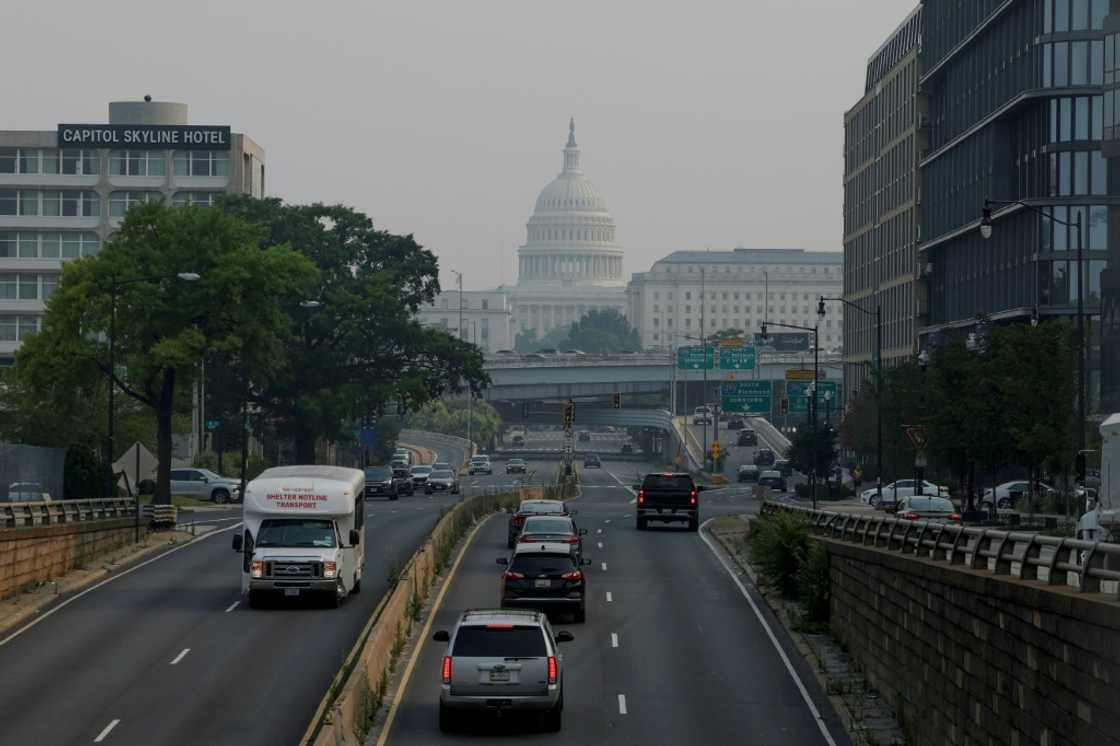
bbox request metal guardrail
[1,498,137,529]
[763,501,1120,598]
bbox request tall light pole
[820,295,881,506]
[701,266,709,466]
[450,270,465,342]
[105,272,201,506]
[981,198,1086,471]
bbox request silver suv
[432,609,573,732]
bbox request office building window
[0,274,48,301]
[172,191,217,208]
[0,148,99,175]
[109,150,167,177]
[0,231,99,259]
[0,190,99,217]
[173,150,230,177]
[481,299,489,310]
[110,191,160,218]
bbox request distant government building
[0,98,264,364]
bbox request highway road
[0,435,550,746]
[382,457,847,745]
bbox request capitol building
[417,120,628,350]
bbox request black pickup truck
[633,472,702,532]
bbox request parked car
[512,434,525,447]
[425,469,460,495]
[506,458,529,475]
[583,453,601,468]
[737,465,761,483]
[727,417,745,430]
[896,496,960,523]
[169,468,242,504]
[507,499,573,548]
[468,457,493,476]
[737,429,758,447]
[410,464,433,488]
[6,482,51,502]
[754,448,776,468]
[620,444,634,454]
[432,609,574,732]
[773,459,794,477]
[861,480,949,508]
[498,543,592,623]
[363,465,398,500]
[391,465,415,496]
[758,470,787,492]
[516,515,587,560]
[578,431,591,442]
[980,480,1058,510]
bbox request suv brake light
[948,513,961,522]
[637,489,645,505]
[504,571,524,580]
[560,570,583,581]
[513,515,526,525]
[689,489,697,505]
[547,655,557,684]
[442,656,452,684]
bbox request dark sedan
[507,499,573,548]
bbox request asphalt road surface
[383,458,847,746]
[0,435,550,746]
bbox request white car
[468,457,492,476]
[861,479,948,507]
[980,481,1058,509]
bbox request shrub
[796,540,831,624]
[749,511,809,597]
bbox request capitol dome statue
[517,119,625,287]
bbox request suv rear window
[510,554,577,575]
[453,626,546,657]
[365,467,390,479]
[642,475,694,491]
[522,517,574,534]
[519,501,565,514]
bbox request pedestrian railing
[762,501,1120,599]
[1,498,137,529]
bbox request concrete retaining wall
[0,519,140,599]
[825,538,1120,746]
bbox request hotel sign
[57,124,231,150]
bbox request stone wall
[0,519,140,599]
[824,538,1120,746]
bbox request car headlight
[250,560,264,578]
[323,561,338,579]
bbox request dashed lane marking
[597,542,603,549]
[618,694,628,715]
[169,648,190,665]
[93,719,120,742]
[224,600,239,613]
[611,633,619,648]
[601,562,608,571]
[606,591,613,602]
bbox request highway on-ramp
[0,435,549,746]
[383,459,847,745]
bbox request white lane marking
[93,719,120,742]
[699,519,838,746]
[177,516,244,528]
[597,542,603,549]
[0,522,242,649]
[597,528,602,534]
[606,591,613,602]
[601,562,608,571]
[618,694,628,715]
[623,514,631,519]
[224,600,240,613]
[611,632,619,648]
[628,497,637,504]
[608,471,637,495]
[169,648,190,665]
[604,519,611,524]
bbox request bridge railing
[762,501,1120,598]
[1,498,137,529]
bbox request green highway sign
[677,346,715,369]
[720,380,772,414]
[786,381,838,412]
[205,420,220,431]
[718,346,756,370]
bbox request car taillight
[504,571,524,580]
[637,489,645,505]
[514,515,525,525]
[547,656,557,684]
[689,489,697,505]
[561,570,583,582]
[948,513,961,522]
[563,536,579,544]
[442,656,452,684]
[902,512,920,520]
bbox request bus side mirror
[349,529,360,546]
[232,534,243,552]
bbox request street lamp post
[105,272,200,539]
[916,349,930,498]
[820,295,882,506]
[981,197,1087,477]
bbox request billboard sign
[754,332,810,353]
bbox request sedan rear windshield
[642,475,694,491]
[430,470,454,479]
[365,467,391,479]
[510,554,577,575]
[522,517,574,534]
[520,501,565,514]
[907,497,955,512]
[411,466,432,474]
[453,626,546,657]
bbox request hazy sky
[5,0,912,290]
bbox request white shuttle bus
[232,465,365,608]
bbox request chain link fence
[0,443,66,502]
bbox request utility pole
[701,266,708,467]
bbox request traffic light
[780,398,789,415]
[563,399,575,430]
[611,392,622,409]
[711,441,721,461]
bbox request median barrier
[304,488,521,746]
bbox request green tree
[784,425,837,481]
[708,328,746,342]
[13,201,315,503]
[408,395,501,446]
[217,196,489,462]
[565,309,640,354]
